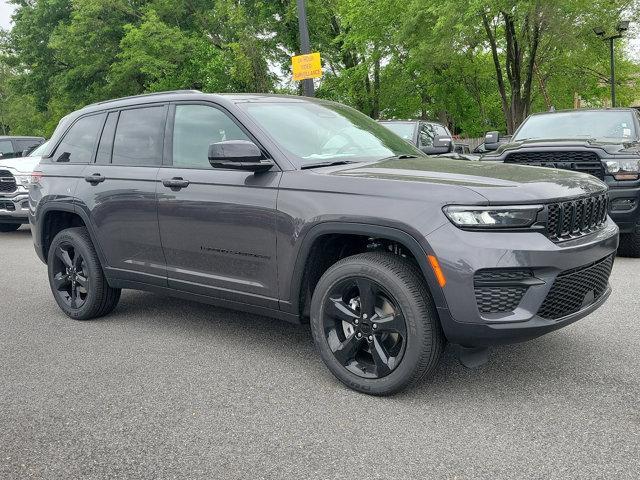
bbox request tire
[617,231,640,258]
[0,223,20,232]
[310,252,444,396]
[47,227,121,320]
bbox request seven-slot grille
[537,255,614,320]
[504,151,605,179]
[546,193,608,241]
[0,170,17,193]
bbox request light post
[296,0,315,97]
[594,21,630,107]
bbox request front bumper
[0,190,29,224]
[426,220,619,347]
[606,179,640,234]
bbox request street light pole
[296,0,315,97]
[609,37,616,108]
[594,21,629,108]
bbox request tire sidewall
[310,257,434,395]
[47,228,103,320]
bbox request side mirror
[484,131,501,151]
[208,140,274,173]
[421,135,453,155]
[21,149,31,157]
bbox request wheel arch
[286,222,448,319]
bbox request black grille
[504,151,605,179]
[475,286,527,313]
[537,255,614,320]
[546,193,608,241]
[0,170,17,193]
[474,268,532,314]
[0,200,15,211]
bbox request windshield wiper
[301,160,360,169]
[380,154,419,161]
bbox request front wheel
[617,231,640,258]
[310,252,444,396]
[47,227,121,320]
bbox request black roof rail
[87,90,202,107]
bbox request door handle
[84,173,106,184]
[162,177,190,189]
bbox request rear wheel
[618,231,640,258]
[310,252,444,396]
[47,227,121,320]
[0,223,20,232]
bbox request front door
[157,103,281,309]
[74,105,168,286]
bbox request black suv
[482,109,640,257]
[30,92,618,395]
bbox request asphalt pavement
[1,226,639,479]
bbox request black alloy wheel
[51,242,89,309]
[323,277,407,379]
[47,227,121,320]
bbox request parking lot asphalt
[1,226,639,479]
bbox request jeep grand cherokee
[29,92,618,395]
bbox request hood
[488,138,640,157]
[0,156,42,174]
[329,156,607,204]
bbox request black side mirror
[421,135,453,155]
[208,140,274,173]
[484,131,501,151]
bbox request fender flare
[38,201,108,268]
[286,222,448,315]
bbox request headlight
[604,159,640,180]
[443,205,542,229]
[14,174,32,187]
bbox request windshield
[514,111,637,142]
[28,141,49,157]
[380,122,417,142]
[238,101,422,166]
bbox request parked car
[0,136,45,159]
[482,109,640,257]
[0,141,48,232]
[30,92,618,395]
[378,120,455,155]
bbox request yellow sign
[292,52,322,82]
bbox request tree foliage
[1,0,639,137]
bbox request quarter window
[54,114,106,163]
[112,106,166,166]
[172,104,251,168]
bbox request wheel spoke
[373,312,406,336]
[356,278,376,318]
[70,283,81,309]
[326,296,359,324]
[52,272,70,291]
[75,273,88,288]
[56,246,73,269]
[73,253,83,269]
[332,334,361,365]
[370,336,392,377]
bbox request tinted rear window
[112,106,166,166]
[54,114,106,163]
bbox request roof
[529,107,637,116]
[0,136,45,141]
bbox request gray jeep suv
[29,91,618,395]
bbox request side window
[15,139,41,152]
[54,114,105,163]
[172,104,251,168]
[95,112,119,164]
[419,124,435,147]
[112,106,166,166]
[0,140,13,157]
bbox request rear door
[157,102,281,308]
[74,104,168,286]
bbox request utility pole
[594,21,630,108]
[296,0,315,97]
